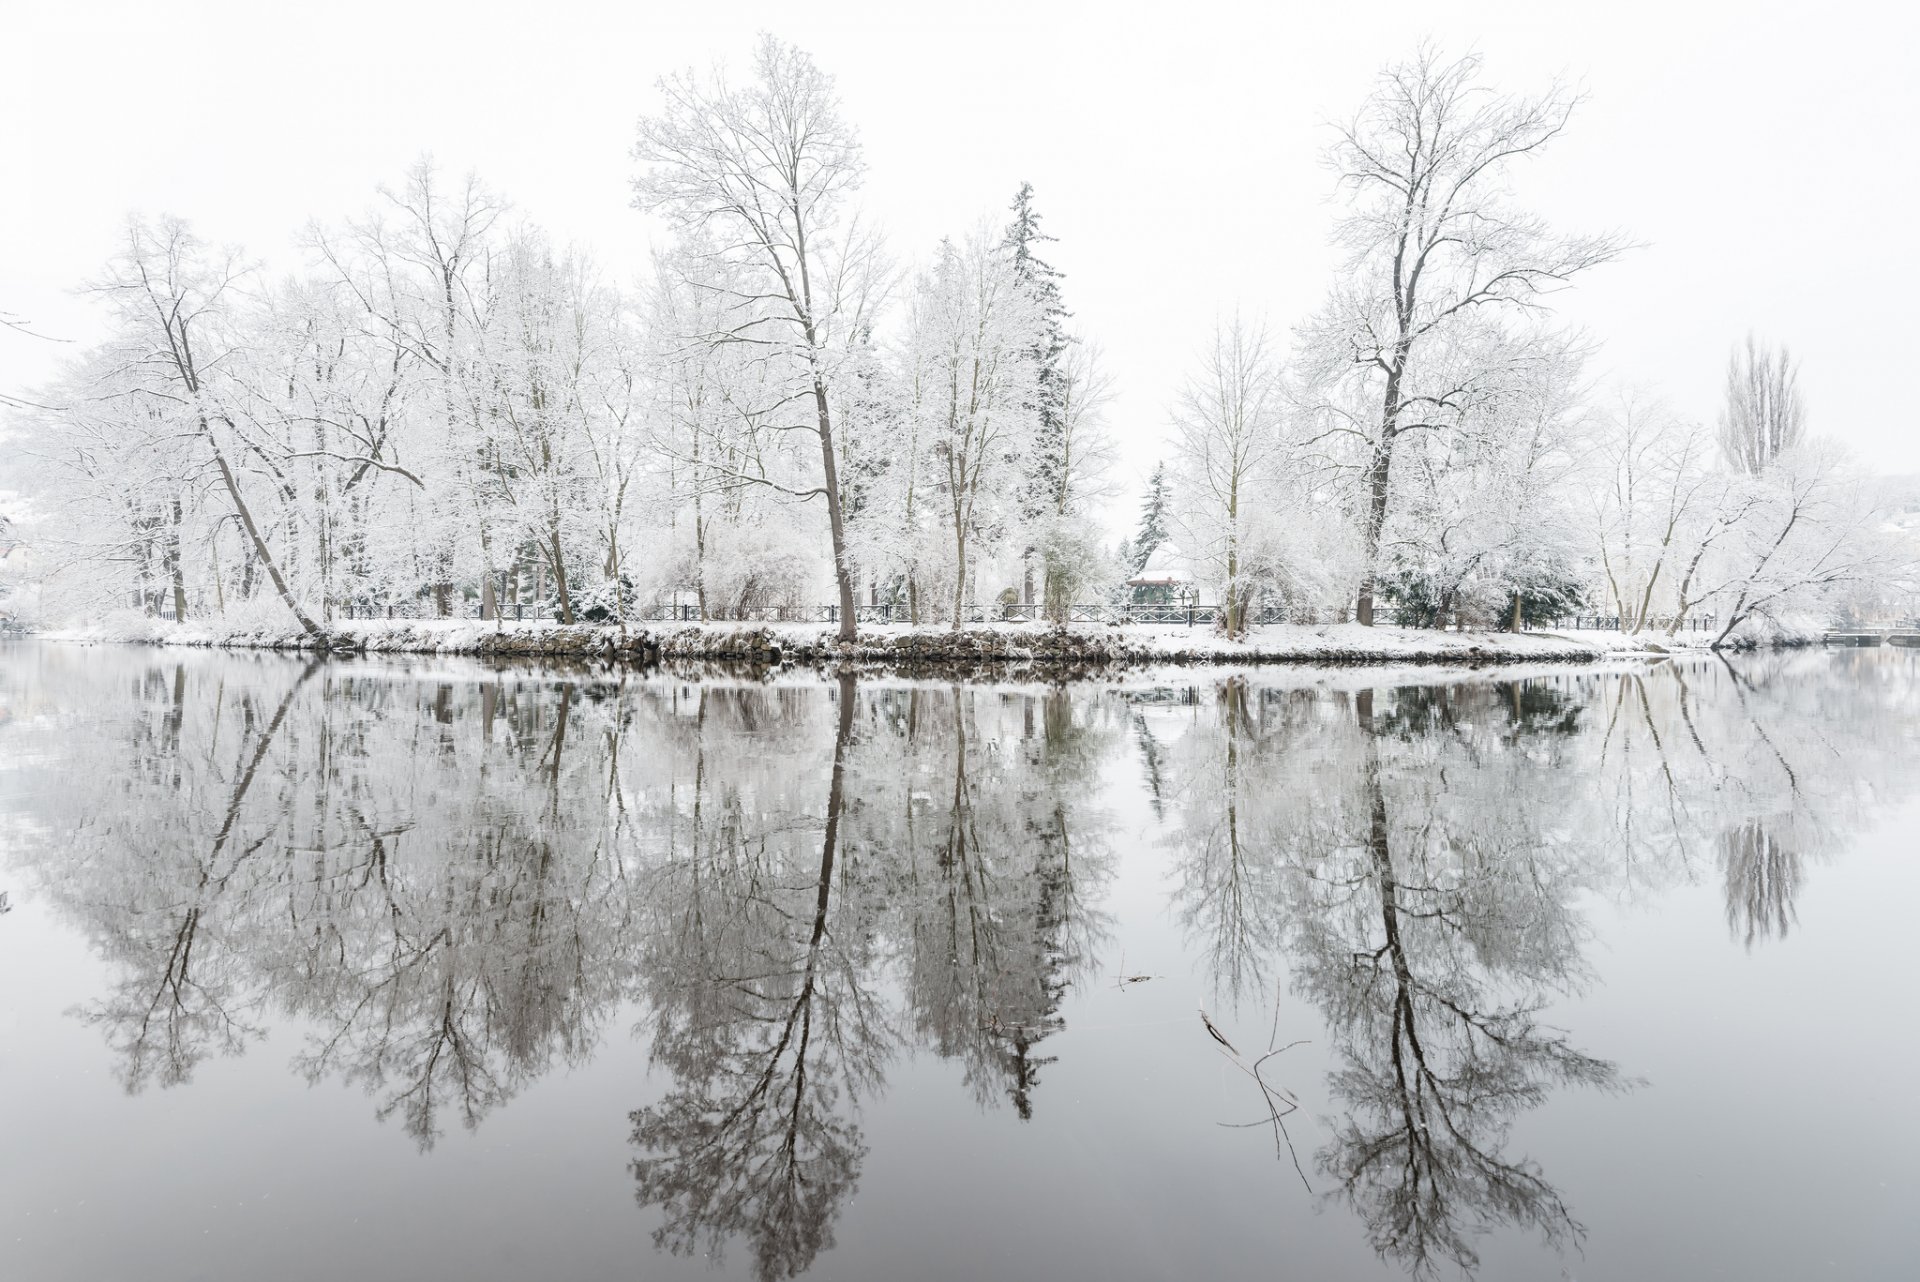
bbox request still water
[0,643,1914,1281]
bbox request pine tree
[1003,183,1071,598]
[1131,464,1171,575]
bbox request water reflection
[2,645,1915,1279]
[1309,685,1617,1276]
[628,675,880,1280]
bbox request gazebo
[1125,544,1192,605]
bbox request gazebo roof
[1126,543,1192,587]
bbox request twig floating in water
[1199,1007,1238,1054]
[1200,1009,1314,1194]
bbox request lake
[1,643,1915,1281]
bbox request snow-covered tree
[1170,313,1285,637]
[1299,46,1628,625]
[1587,391,1723,632]
[633,36,885,641]
[1002,183,1071,601]
[898,228,1043,628]
[1129,463,1173,576]
[1718,334,1805,476]
[1378,336,1589,628]
[88,217,323,634]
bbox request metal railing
[1554,615,1719,634]
[148,597,1723,634]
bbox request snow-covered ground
[34,610,1740,667]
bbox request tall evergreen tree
[1131,463,1171,574]
[1003,183,1071,598]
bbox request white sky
[4,0,1916,524]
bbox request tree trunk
[951,526,968,633]
[205,423,320,637]
[1356,430,1396,626]
[609,525,626,632]
[1356,358,1408,628]
[478,518,498,624]
[548,526,575,625]
[1712,593,1749,650]
[167,498,188,622]
[812,381,858,643]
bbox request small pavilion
[1125,544,1192,604]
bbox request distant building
[1126,544,1193,605]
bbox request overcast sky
[5,0,1916,519]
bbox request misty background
[6,0,1917,526]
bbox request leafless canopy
[1310,43,1630,624]
[1717,333,1805,475]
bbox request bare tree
[1589,392,1724,633]
[1708,445,1889,646]
[633,36,881,642]
[1048,338,1117,520]
[1717,334,1805,475]
[92,218,322,636]
[1306,46,1628,625]
[1,308,71,412]
[906,230,1040,629]
[1172,313,1283,638]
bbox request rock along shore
[46,617,1693,670]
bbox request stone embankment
[81,618,1653,669]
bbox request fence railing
[158,598,1720,634]
[1555,615,1719,634]
[332,600,1375,627]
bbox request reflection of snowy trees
[1312,686,1618,1277]
[7,653,1119,1281]
[854,686,1116,1118]
[8,648,1917,1279]
[1158,655,1920,1275]
[1161,679,1615,1274]
[629,677,881,1282]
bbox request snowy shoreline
[31,616,1733,670]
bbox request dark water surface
[1,643,1915,1281]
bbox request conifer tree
[1131,463,1171,574]
[1003,183,1071,599]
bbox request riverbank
[37,613,1724,668]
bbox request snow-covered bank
[36,613,1727,669]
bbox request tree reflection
[1301,686,1622,1278]
[1155,658,1920,1276]
[1163,677,1607,1273]
[1166,679,1298,998]
[6,643,1918,1280]
[628,676,883,1281]
[868,686,1112,1118]
[1719,819,1802,946]
[73,659,318,1089]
